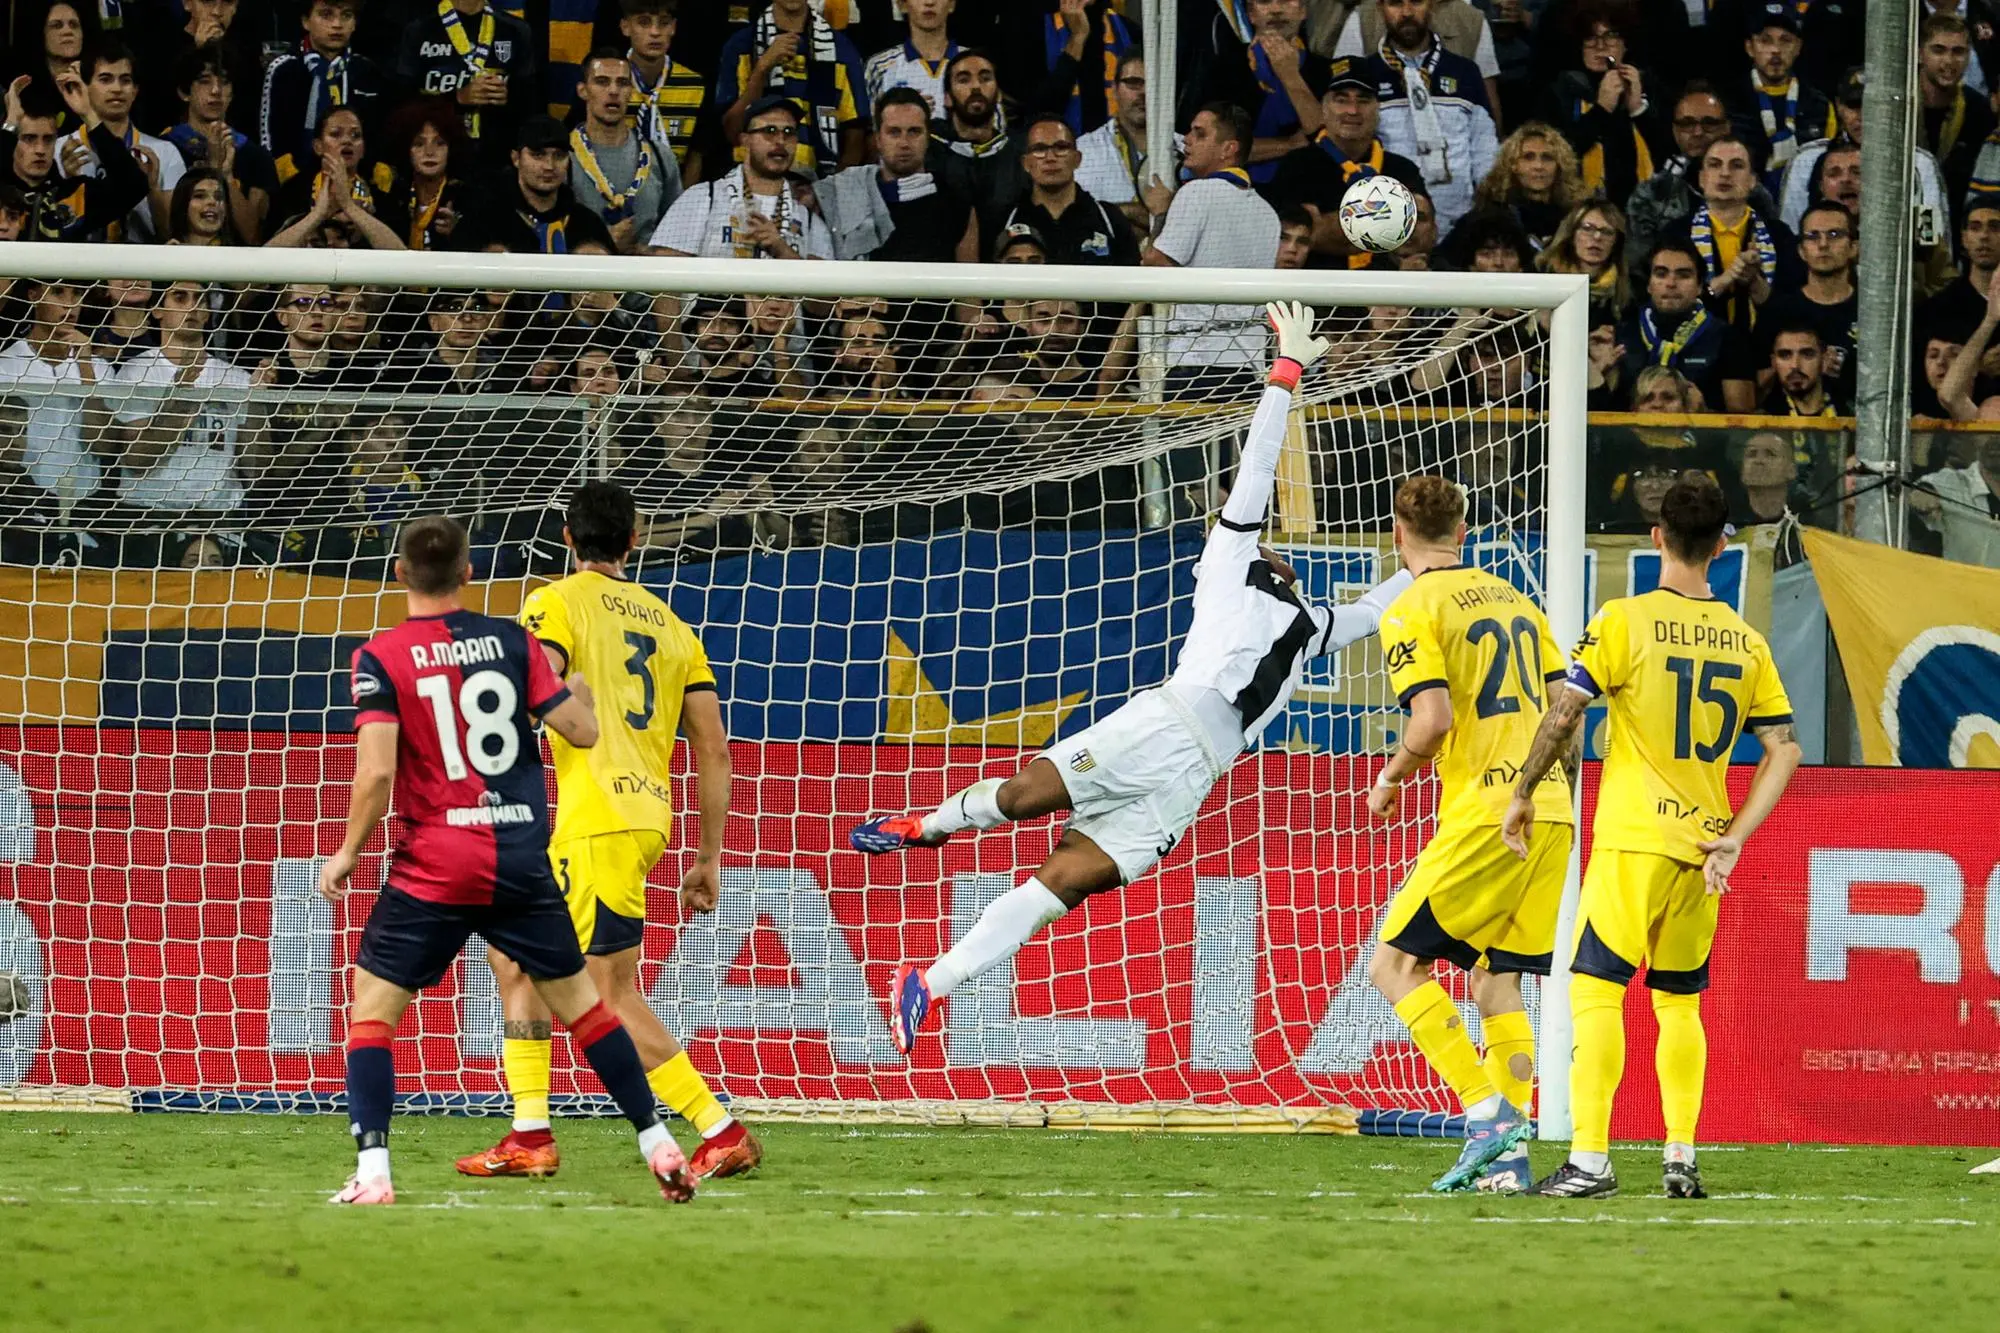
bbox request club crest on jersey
[1068,749,1097,774]
[1385,640,1418,672]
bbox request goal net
[0,247,1587,1133]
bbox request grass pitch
[3,1116,1995,1332]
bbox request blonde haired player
[456,481,761,1181]
[1505,475,1800,1199]
[1367,475,1575,1194]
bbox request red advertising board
[0,728,1993,1145]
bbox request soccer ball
[1338,175,1417,254]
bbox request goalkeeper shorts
[1571,849,1718,994]
[550,831,667,957]
[1040,688,1221,885]
[1379,821,1572,976]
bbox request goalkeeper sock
[1480,1008,1536,1113]
[648,1052,734,1138]
[1393,981,1496,1115]
[921,777,1008,840]
[346,1019,395,1177]
[1653,990,1707,1149]
[1568,973,1629,1159]
[502,1036,553,1133]
[925,877,1068,1000]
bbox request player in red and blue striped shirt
[317,515,696,1206]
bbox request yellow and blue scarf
[438,0,497,140]
[1638,303,1715,365]
[1689,204,1778,325]
[570,128,654,222]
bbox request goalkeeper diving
[850,302,1412,1053]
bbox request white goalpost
[0,242,1588,1138]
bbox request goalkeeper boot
[455,1128,560,1178]
[888,962,933,1055]
[329,1174,395,1205]
[1530,1162,1619,1198]
[689,1122,763,1179]
[1475,1148,1533,1196]
[850,814,952,854]
[1663,1156,1707,1199]
[1431,1103,1531,1193]
[650,1137,698,1203]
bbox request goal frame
[0,243,1591,1140]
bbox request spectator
[1919,198,2000,348]
[1918,14,1994,214]
[989,112,1138,266]
[0,184,26,242]
[259,1,387,187]
[107,281,253,520]
[1732,2,1834,193]
[1601,444,1711,532]
[165,43,276,245]
[255,283,366,387]
[821,307,902,399]
[1624,81,1769,271]
[392,0,539,174]
[347,411,425,530]
[386,97,469,251]
[1482,0,1544,130]
[717,0,867,176]
[568,49,681,253]
[1661,137,1799,337]
[1261,55,1425,267]
[1728,431,1809,531]
[1913,333,1963,419]
[927,50,1023,219]
[1333,0,1503,116]
[0,276,110,513]
[1276,205,1313,268]
[818,87,974,262]
[620,0,710,184]
[1401,186,1439,267]
[1462,120,1581,251]
[12,2,94,134]
[863,0,961,119]
[141,0,263,134]
[1200,0,1330,185]
[1532,0,1692,94]
[63,37,182,242]
[1760,198,1857,399]
[3,73,147,242]
[1586,306,1630,409]
[1144,103,1281,396]
[1367,0,1499,233]
[1536,0,1668,204]
[1910,433,2000,567]
[1540,200,1631,317]
[1619,239,1758,412]
[1760,321,1848,416]
[168,167,238,246]
[266,132,406,251]
[1444,205,1537,270]
[1786,69,1949,239]
[387,288,506,393]
[453,114,615,255]
[93,278,156,363]
[1021,0,1136,136]
[1075,51,1172,234]
[650,97,832,259]
[1709,0,1863,98]
[993,223,1050,264]
[271,106,399,235]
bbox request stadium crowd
[0,0,1993,569]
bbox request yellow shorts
[550,831,667,956]
[1572,849,1717,994]
[1378,820,1573,975]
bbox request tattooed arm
[1695,720,1802,896]
[1500,686,1590,857]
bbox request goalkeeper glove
[1265,300,1330,390]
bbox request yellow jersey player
[455,481,762,1181]
[1504,475,1800,1200]
[1367,475,1575,1195]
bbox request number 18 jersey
[1380,566,1574,831]
[1568,589,1792,863]
[519,570,716,845]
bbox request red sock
[708,1120,746,1147]
[507,1127,554,1147]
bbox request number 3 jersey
[1380,565,1573,831]
[1567,588,1792,863]
[519,570,716,845]
[350,610,572,904]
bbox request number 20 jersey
[519,570,716,845]
[350,610,572,905]
[1568,588,1792,863]
[1379,565,1574,831]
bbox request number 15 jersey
[1380,566,1573,831]
[519,570,717,845]
[1568,589,1792,863]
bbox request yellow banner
[1802,528,2000,767]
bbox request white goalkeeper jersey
[1168,379,1410,751]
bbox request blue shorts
[356,884,587,992]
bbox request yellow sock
[1393,981,1495,1113]
[647,1052,732,1136]
[1652,990,1707,1147]
[1480,1008,1536,1113]
[1568,974,1628,1155]
[502,1037,552,1127]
